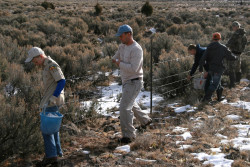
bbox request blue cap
[115,24,133,37]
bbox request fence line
[160,83,192,95]
[154,78,187,89]
[64,98,117,105]
[153,70,190,82]
[153,55,193,65]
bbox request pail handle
[42,103,59,115]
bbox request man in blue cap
[112,25,152,143]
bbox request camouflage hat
[212,32,221,40]
[232,21,241,27]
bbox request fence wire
[160,83,192,95]
[153,55,193,65]
[153,70,190,82]
[155,78,187,90]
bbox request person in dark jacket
[199,32,237,102]
[226,21,247,88]
[187,44,209,81]
[187,44,210,96]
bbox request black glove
[199,66,203,72]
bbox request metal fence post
[150,35,153,115]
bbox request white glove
[49,96,57,106]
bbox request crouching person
[25,47,66,165]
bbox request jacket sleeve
[112,50,119,60]
[224,47,237,61]
[190,54,199,76]
[199,50,207,72]
[53,79,66,97]
[226,33,235,49]
[119,48,142,73]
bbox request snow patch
[135,158,156,163]
[225,115,241,121]
[115,145,130,153]
[181,132,192,140]
[192,152,233,167]
[221,124,250,151]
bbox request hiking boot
[37,156,58,167]
[136,119,152,132]
[58,153,63,158]
[236,72,242,83]
[141,119,152,129]
[118,137,132,144]
[201,98,212,103]
[217,95,225,102]
[216,87,224,101]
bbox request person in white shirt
[112,25,152,144]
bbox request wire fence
[4,49,249,118]
[153,55,193,65]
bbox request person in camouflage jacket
[226,21,247,88]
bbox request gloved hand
[49,96,57,106]
[187,74,192,81]
[203,72,208,79]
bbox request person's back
[199,32,237,102]
[204,41,232,73]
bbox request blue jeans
[42,106,62,158]
[207,71,222,92]
[204,71,223,100]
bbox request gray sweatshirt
[112,40,143,83]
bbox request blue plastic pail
[40,111,63,135]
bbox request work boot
[136,119,152,133]
[216,87,224,101]
[201,97,212,103]
[36,156,58,167]
[202,90,213,102]
[136,119,152,130]
[236,72,242,83]
[118,137,132,144]
[229,73,236,89]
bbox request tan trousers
[120,79,151,139]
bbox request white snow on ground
[222,100,250,111]
[225,114,241,121]
[91,82,163,117]
[173,126,188,132]
[216,133,228,139]
[167,127,192,141]
[241,87,250,91]
[82,150,90,154]
[149,27,156,34]
[82,72,250,165]
[240,79,250,90]
[179,145,192,149]
[168,103,197,113]
[115,145,130,153]
[181,132,192,140]
[240,78,250,83]
[221,124,250,151]
[192,152,234,167]
[135,158,156,163]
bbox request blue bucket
[40,107,63,135]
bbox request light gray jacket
[112,41,143,83]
